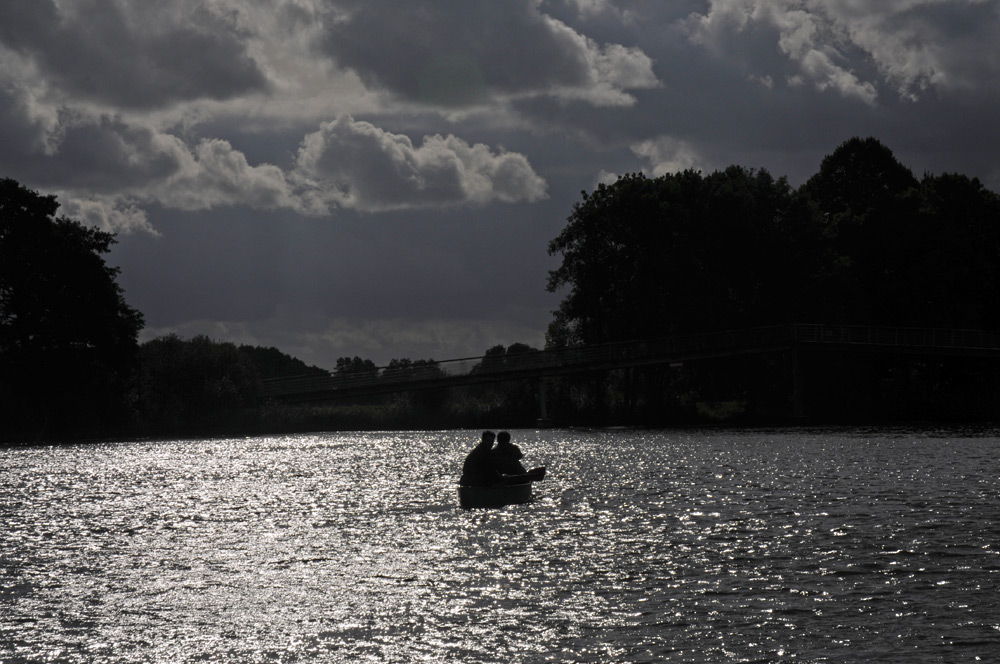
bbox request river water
[1,428,998,663]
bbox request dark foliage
[130,335,334,436]
[464,343,543,425]
[802,137,1000,328]
[382,357,446,381]
[133,335,263,435]
[239,344,326,379]
[547,166,821,346]
[545,137,1000,423]
[334,356,378,377]
[0,178,143,440]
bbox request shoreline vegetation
[5,136,1000,443]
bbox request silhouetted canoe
[458,482,532,509]
[458,466,546,509]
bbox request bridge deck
[262,324,1000,402]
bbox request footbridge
[262,324,1000,406]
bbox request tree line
[548,137,1000,345]
[4,137,1000,440]
[544,137,1000,423]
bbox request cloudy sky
[4,0,1000,368]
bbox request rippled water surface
[2,429,999,662]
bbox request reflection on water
[2,429,998,662]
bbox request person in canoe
[459,430,504,487]
[492,431,527,476]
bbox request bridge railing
[260,325,797,398]
[262,324,1000,399]
[791,324,1000,349]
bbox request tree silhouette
[135,334,261,434]
[0,178,143,438]
[546,167,816,347]
[803,136,918,217]
[334,356,378,377]
[802,138,1000,328]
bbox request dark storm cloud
[0,85,55,162]
[2,112,183,193]
[321,0,589,100]
[317,0,657,107]
[0,0,268,109]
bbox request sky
[3,0,1000,369]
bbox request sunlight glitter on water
[2,429,999,662]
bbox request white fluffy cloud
[294,116,548,213]
[631,136,706,177]
[57,195,156,236]
[683,0,999,103]
[13,113,548,231]
[824,0,1000,97]
[153,139,298,213]
[0,67,546,231]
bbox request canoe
[458,482,532,509]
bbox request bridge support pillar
[537,379,553,427]
[791,348,806,420]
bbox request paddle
[501,466,546,485]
